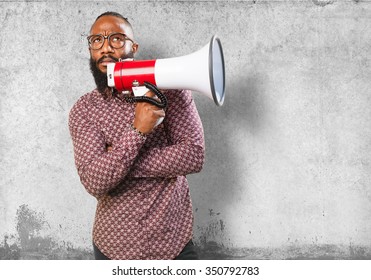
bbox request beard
[90,51,134,97]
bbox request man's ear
[132,43,139,54]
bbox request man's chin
[98,65,108,74]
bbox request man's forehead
[90,16,131,35]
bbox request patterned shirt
[68,88,205,259]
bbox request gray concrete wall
[1,0,371,259]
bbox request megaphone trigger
[125,82,168,109]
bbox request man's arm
[68,96,147,198]
[128,90,205,178]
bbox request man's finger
[154,109,166,118]
[144,91,155,97]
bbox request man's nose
[101,38,113,53]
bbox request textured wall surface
[1,0,371,259]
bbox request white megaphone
[107,35,225,106]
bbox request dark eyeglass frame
[87,32,134,50]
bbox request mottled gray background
[1,0,371,260]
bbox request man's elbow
[190,145,205,173]
[79,172,118,198]
[80,177,106,198]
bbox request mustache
[97,55,119,64]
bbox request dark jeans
[93,240,199,260]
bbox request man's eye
[89,36,102,44]
[93,37,102,43]
[111,36,123,42]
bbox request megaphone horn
[107,35,226,106]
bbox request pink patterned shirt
[69,89,205,259]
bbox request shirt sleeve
[128,90,205,178]
[68,96,147,198]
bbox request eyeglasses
[87,33,134,50]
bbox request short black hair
[91,11,133,35]
[95,11,130,24]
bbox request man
[68,11,205,260]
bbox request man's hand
[133,91,166,135]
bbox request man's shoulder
[74,89,101,105]
[69,89,101,123]
[70,89,101,111]
[164,89,192,101]
[164,89,193,107]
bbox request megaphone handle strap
[128,82,168,109]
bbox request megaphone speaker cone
[209,35,225,106]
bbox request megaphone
[107,35,225,106]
